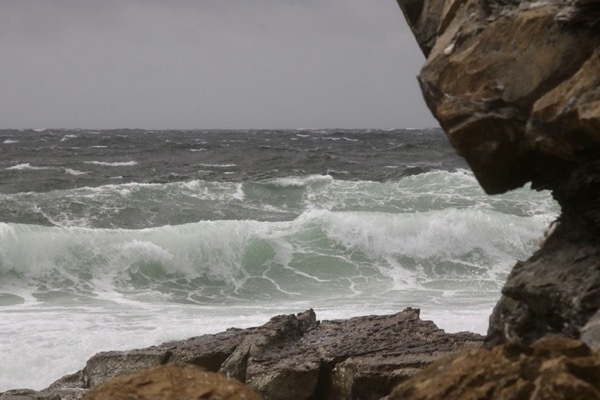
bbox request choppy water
[0,128,559,390]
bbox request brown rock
[528,50,600,162]
[82,364,262,400]
[396,0,600,195]
[396,0,600,346]
[389,337,600,400]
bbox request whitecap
[84,161,137,167]
[196,163,237,168]
[2,139,18,144]
[65,169,88,176]
[6,163,49,171]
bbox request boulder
[389,337,600,400]
[81,364,262,400]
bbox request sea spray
[0,129,559,390]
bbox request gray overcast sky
[0,0,435,129]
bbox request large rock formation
[0,309,482,400]
[396,0,600,346]
[389,337,600,400]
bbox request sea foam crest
[84,161,137,167]
[6,163,49,170]
[0,202,552,302]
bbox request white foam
[197,163,237,168]
[2,139,18,144]
[84,161,137,167]
[6,163,49,171]
[65,168,87,176]
[265,174,333,188]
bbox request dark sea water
[0,128,558,390]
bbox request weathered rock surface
[486,216,600,346]
[81,364,262,400]
[396,0,600,345]
[397,0,600,196]
[389,337,600,400]
[0,308,482,400]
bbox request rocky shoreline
[2,0,599,398]
[0,308,482,399]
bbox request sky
[0,0,436,130]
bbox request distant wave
[64,168,87,176]
[6,163,49,171]
[196,163,237,168]
[84,161,137,167]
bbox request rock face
[389,337,600,400]
[396,0,600,196]
[396,0,600,345]
[1,309,482,400]
[81,365,262,400]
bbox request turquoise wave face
[0,172,558,307]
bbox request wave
[6,163,50,171]
[0,171,558,229]
[64,168,88,176]
[83,161,137,167]
[196,163,237,168]
[0,205,552,306]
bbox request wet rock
[486,218,600,346]
[389,337,600,400]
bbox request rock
[3,308,482,400]
[389,337,600,400]
[81,364,262,400]
[396,0,600,345]
[397,0,600,196]
[556,0,600,30]
[486,218,600,346]
[0,389,84,400]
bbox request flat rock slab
[1,308,482,400]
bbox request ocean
[0,128,558,390]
